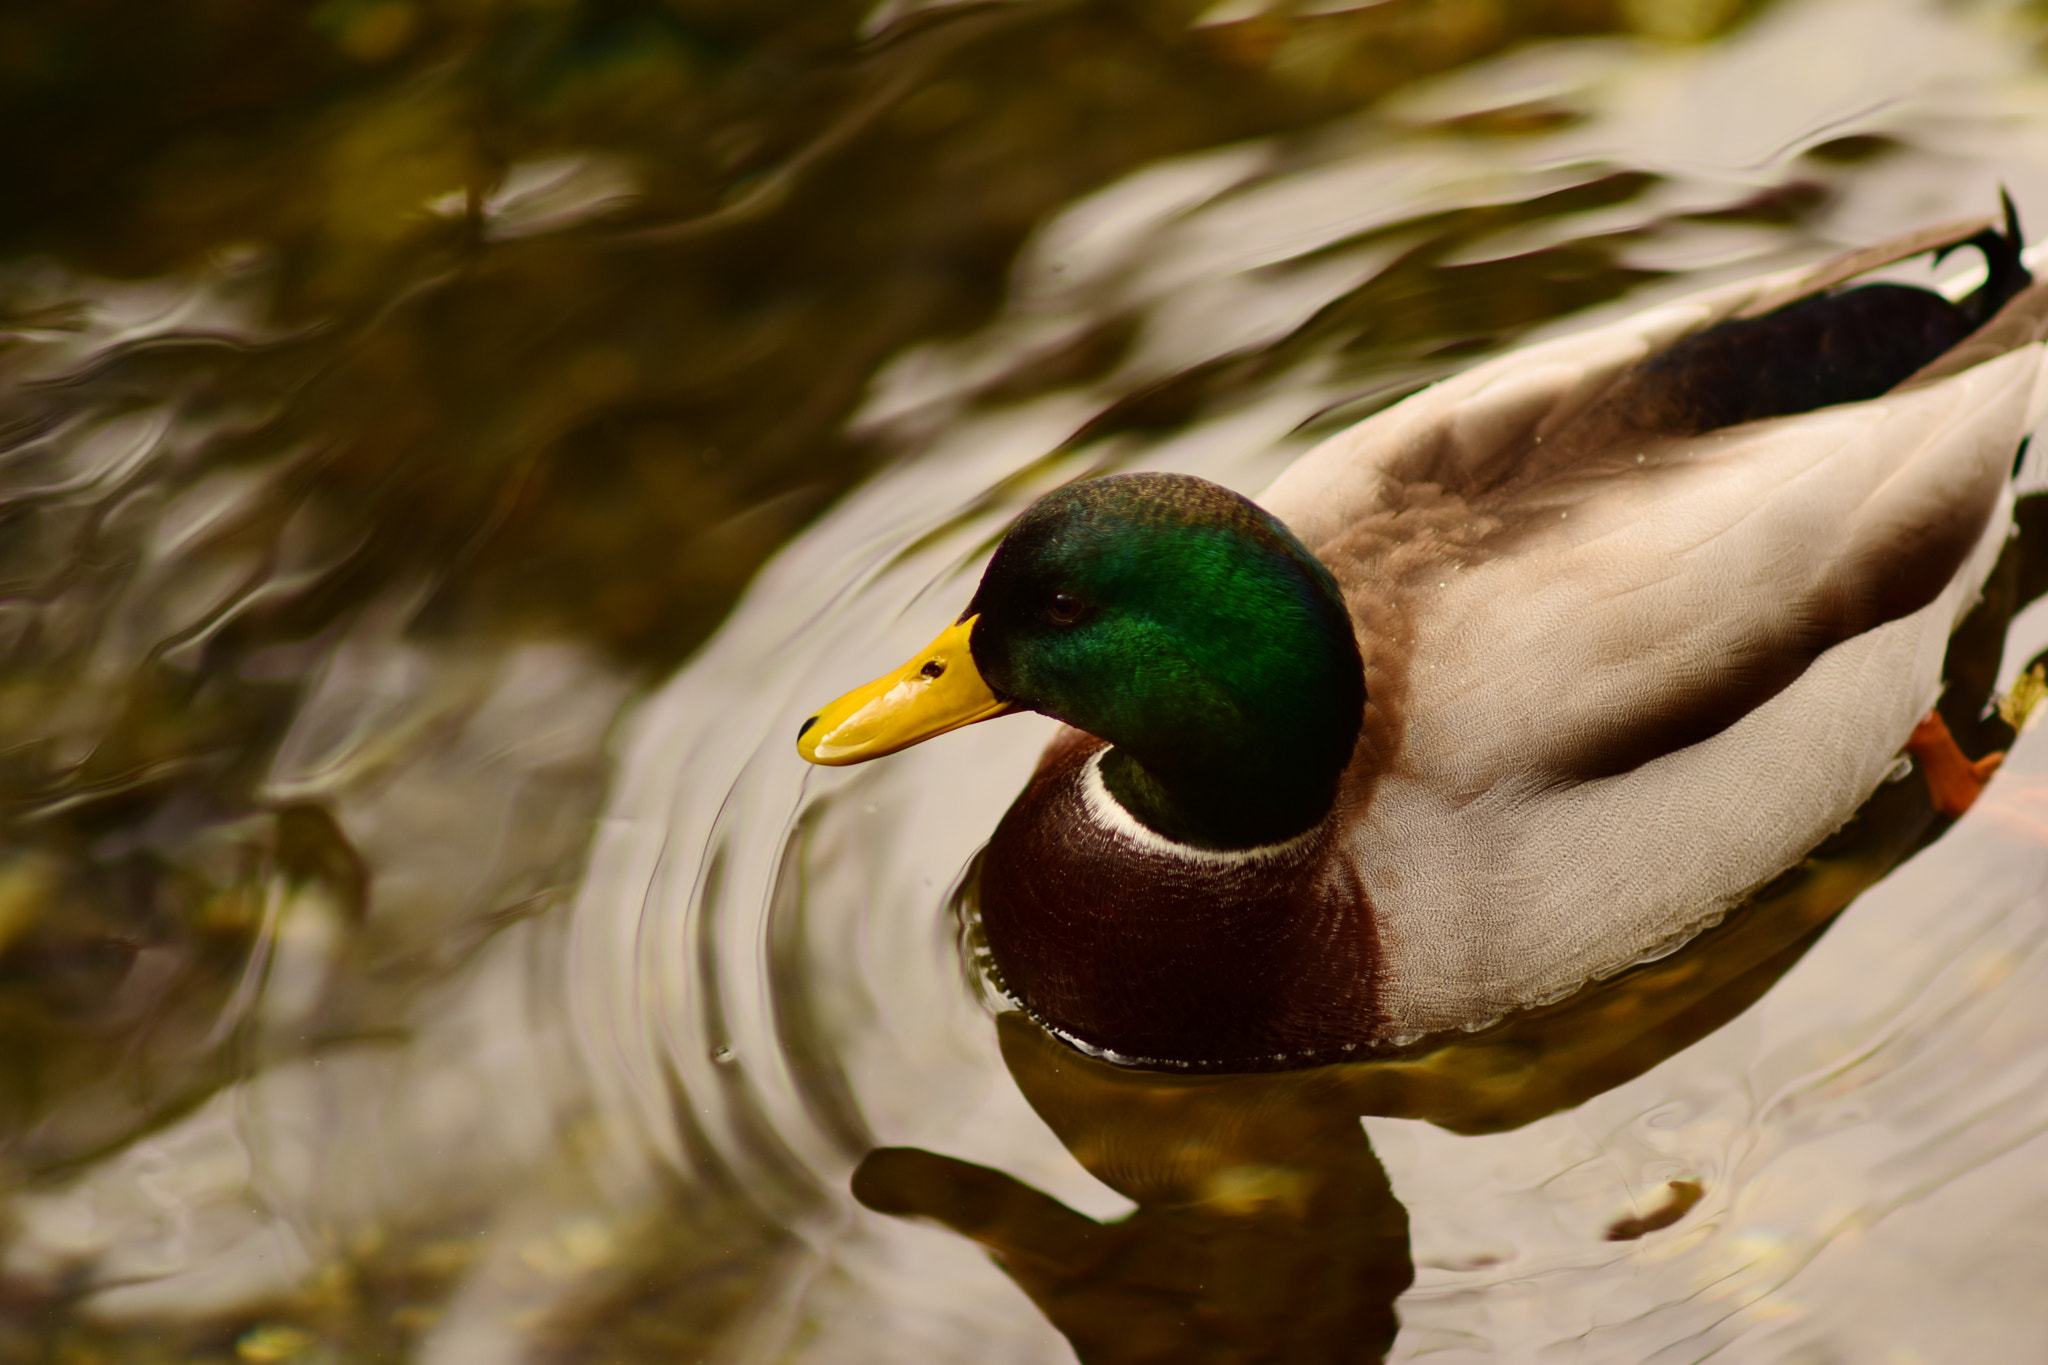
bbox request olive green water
[9,0,2048,1360]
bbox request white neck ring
[1077,748,1319,867]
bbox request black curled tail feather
[1943,188,2031,328]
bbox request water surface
[7,0,2048,1360]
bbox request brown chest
[976,735,1384,1071]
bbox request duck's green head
[798,473,1365,849]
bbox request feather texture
[953,220,2048,1066]
[1251,251,2048,1041]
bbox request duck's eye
[1046,592,1085,625]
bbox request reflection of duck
[801,205,2048,1072]
[856,1012,1414,1365]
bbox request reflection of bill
[855,524,2041,1362]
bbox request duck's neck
[1073,589,1364,850]
[1096,721,1352,851]
[1089,535,1364,852]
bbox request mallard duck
[799,203,2048,1072]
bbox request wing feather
[1259,218,2005,543]
[1396,348,2035,791]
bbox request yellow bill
[797,615,1015,765]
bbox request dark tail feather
[1941,188,2031,328]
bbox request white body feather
[1259,258,2048,1040]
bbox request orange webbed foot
[1905,710,2005,818]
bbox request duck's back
[1260,223,2048,1041]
